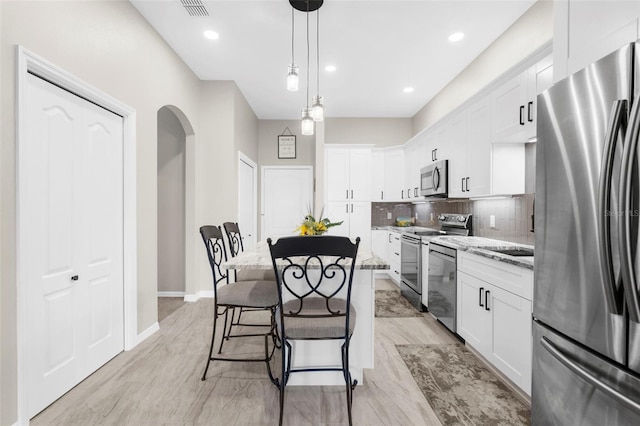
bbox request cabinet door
[326,149,350,201]
[324,201,350,238]
[384,149,405,201]
[491,72,528,143]
[445,113,469,198]
[348,149,371,201]
[457,271,491,354]
[371,151,385,201]
[466,97,492,196]
[371,230,387,258]
[349,201,372,250]
[488,284,533,395]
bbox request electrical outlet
[430,213,434,221]
[490,215,496,228]
[415,212,418,219]
[387,212,392,219]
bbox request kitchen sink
[485,247,534,257]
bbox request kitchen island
[223,241,389,386]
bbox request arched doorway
[157,105,195,318]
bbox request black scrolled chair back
[268,235,360,326]
[200,225,229,292]
[222,222,244,258]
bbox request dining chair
[267,235,361,426]
[223,221,276,282]
[199,225,278,383]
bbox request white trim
[136,322,160,346]
[15,46,138,425]
[157,291,186,298]
[237,151,258,247]
[183,290,216,302]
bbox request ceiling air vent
[181,0,209,17]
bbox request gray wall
[325,118,412,148]
[157,107,186,293]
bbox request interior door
[261,166,313,240]
[238,154,257,250]
[25,73,124,417]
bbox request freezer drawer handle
[541,336,640,414]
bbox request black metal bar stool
[267,235,361,426]
[199,225,278,383]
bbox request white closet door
[25,73,124,417]
[238,156,257,250]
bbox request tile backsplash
[372,194,535,246]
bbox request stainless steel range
[400,213,472,312]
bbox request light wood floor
[32,279,461,425]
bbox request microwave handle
[432,167,440,190]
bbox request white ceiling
[131,0,536,120]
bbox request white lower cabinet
[388,232,402,285]
[457,251,533,395]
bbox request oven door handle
[429,251,454,263]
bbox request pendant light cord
[316,8,320,96]
[306,0,310,107]
[291,7,295,64]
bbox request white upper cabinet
[383,148,405,202]
[403,140,427,200]
[371,151,385,202]
[325,147,371,201]
[555,1,640,81]
[465,98,492,196]
[491,71,530,143]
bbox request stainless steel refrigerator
[534,42,640,424]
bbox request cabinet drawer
[458,251,533,300]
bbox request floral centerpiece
[296,207,343,236]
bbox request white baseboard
[158,291,186,297]
[133,322,160,347]
[183,290,215,302]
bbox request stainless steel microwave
[420,160,448,197]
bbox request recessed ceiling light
[403,87,414,93]
[203,30,219,40]
[448,32,464,42]
[325,65,336,72]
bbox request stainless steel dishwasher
[428,242,457,333]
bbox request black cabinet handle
[461,178,465,192]
[485,290,491,311]
[414,187,418,197]
[528,101,533,122]
[431,149,435,161]
[346,189,348,199]
[381,190,384,200]
[345,204,348,213]
[71,275,79,281]
[434,149,437,161]
[401,190,404,199]
[394,252,399,256]
[519,105,525,125]
[388,234,392,243]
[407,188,411,198]
[351,189,353,199]
[479,287,484,307]
[466,177,470,192]
[351,203,353,213]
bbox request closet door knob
[71,275,79,281]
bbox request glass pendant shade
[312,95,324,121]
[301,107,314,135]
[287,65,299,91]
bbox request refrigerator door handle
[598,100,627,315]
[619,98,640,322]
[541,336,640,414]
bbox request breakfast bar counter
[224,241,389,386]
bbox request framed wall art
[278,134,296,159]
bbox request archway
[157,105,195,313]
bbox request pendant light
[311,7,324,121]
[286,7,299,91]
[300,0,314,135]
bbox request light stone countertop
[224,240,390,270]
[430,236,534,270]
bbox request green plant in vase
[295,207,343,236]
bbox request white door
[24,73,124,417]
[261,166,313,240]
[238,154,257,250]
